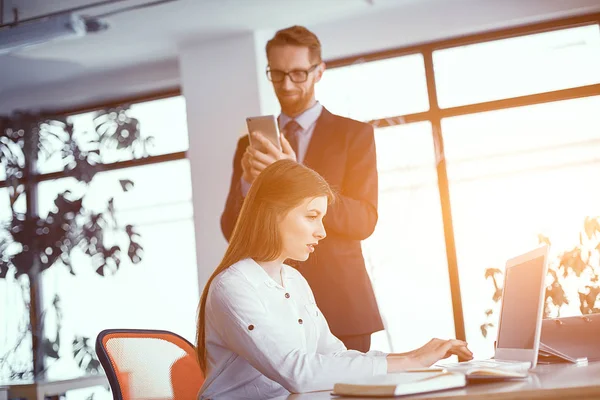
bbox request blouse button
[285,293,290,298]
[298,318,303,325]
[248,324,254,331]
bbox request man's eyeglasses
[266,64,319,83]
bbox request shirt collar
[232,258,294,288]
[279,101,323,134]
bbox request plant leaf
[537,234,551,246]
[484,268,502,279]
[119,179,134,192]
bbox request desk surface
[281,362,600,400]
[2,374,107,400]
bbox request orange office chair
[95,329,204,400]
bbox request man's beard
[277,87,314,116]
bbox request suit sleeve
[323,123,378,241]
[220,136,249,241]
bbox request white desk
[280,362,600,399]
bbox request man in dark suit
[221,25,383,352]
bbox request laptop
[442,245,549,372]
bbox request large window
[433,24,600,108]
[0,94,197,399]
[316,54,429,121]
[443,95,600,358]
[37,96,189,174]
[367,122,455,353]
[319,15,600,359]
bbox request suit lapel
[304,107,335,172]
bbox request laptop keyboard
[441,359,531,370]
[445,360,507,367]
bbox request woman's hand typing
[386,338,473,372]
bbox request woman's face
[278,196,327,262]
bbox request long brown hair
[266,25,322,64]
[196,159,334,372]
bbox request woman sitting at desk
[196,159,472,399]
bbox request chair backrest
[96,329,204,400]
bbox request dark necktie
[282,120,302,157]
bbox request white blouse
[198,258,388,399]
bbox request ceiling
[1,0,599,104]
[0,0,420,94]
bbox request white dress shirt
[241,102,323,197]
[198,258,388,399]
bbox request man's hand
[241,132,297,184]
[241,150,260,184]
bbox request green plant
[0,106,148,381]
[481,216,600,338]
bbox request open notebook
[332,371,466,397]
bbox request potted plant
[481,216,600,339]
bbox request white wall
[179,32,279,292]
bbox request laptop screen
[496,255,546,350]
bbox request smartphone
[246,115,282,152]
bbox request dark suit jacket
[221,107,384,337]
